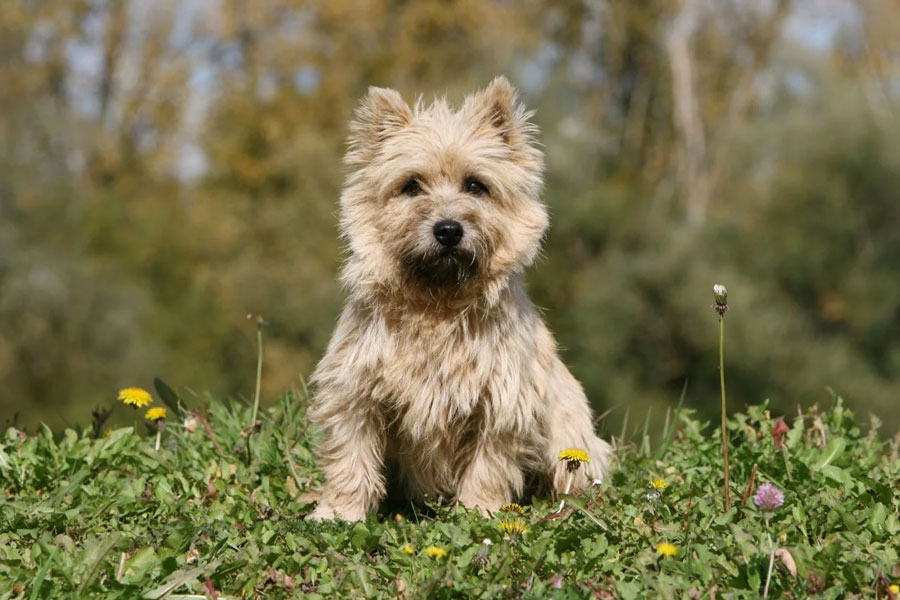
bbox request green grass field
[2,386,898,599]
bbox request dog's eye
[465,178,489,197]
[401,179,423,196]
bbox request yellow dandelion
[499,519,527,535]
[891,584,899,594]
[500,503,525,515]
[558,448,590,464]
[145,407,167,421]
[650,478,667,490]
[118,387,152,408]
[656,542,677,557]
[424,546,447,559]
[401,544,414,555]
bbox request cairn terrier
[307,77,612,521]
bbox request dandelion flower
[557,448,590,510]
[424,546,447,559]
[499,519,527,535]
[656,542,678,557]
[401,544,414,555]
[558,448,590,465]
[754,482,784,511]
[145,407,167,421]
[118,387,152,408]
[143,406,167,450]
[890,584,899,595]
[500,503,525,515]
[650,478,667,490]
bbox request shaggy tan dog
[307,77,612,521]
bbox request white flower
[713,284,728,306]
[184,416,199,433]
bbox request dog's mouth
[402,247,478,287]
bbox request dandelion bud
[184,416,199,433]
[771,418,789,450]
[471,547,490,570]
[713,284,727,305]
[713,284,728,315]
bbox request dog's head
[338,77,547,305]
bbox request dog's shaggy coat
[308,77,612,521]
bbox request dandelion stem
[154,430,161,451]
[763,532,776,597]
[559,471,575,511]
[719,314,731,511]
[250,320,263,426]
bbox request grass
[1,390,899,599]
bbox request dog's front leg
[544,358,613,496]
[456,439,522,515]
[306,401,385,522]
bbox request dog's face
[339,77,547,302]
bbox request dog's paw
[305,502,366,522]
[298,488,321,505]
[456,497,505,518]
[305,504,336,522]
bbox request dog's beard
[402,247,478,287]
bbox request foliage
[2,1,900,433]
[2,391,899,598]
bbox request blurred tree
[1,0,898,435]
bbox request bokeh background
[2,0,899,433]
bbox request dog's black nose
[433,220,463,247]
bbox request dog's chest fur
[362,296,550,496]
[359,290,551,443]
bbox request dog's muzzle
[403,247,477,287]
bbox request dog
[307,77,612,521]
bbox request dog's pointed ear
[346,87,412,166]
[466,76,535,146]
